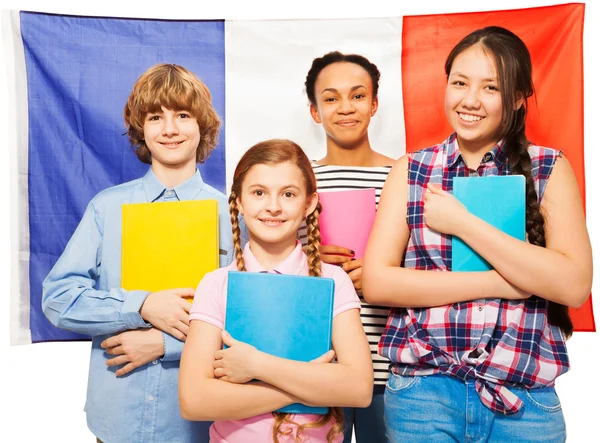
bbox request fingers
[310,349,335,363]
[115,363,137,377]
[104,345,124,356]
[348,267,362,290]
[340,258,363,272]
[169,327,186,342]
[174,287,196,298]
[106,355,129,367]
[320,244,354,257]
[321,254,353,265]
[214,368,226,379]
[100,335,121,349]
[221,330,237,347]
[427,182,447,195]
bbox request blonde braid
[228,191,246,272]
[305,202,322,278]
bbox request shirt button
[152,359,158,365]
[148,395,154,402]
[483,153,493,162]
[166,190,174,197]
[478,306,484,311]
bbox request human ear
[371,96,379,116]
[305,192,319,217]
[514,93,525,111]
[309,104,322,124]
[236,195,244,216]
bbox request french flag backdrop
[7,3,595,345]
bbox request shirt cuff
[121,290,152,330]
[161,332,184,361]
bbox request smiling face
[309,62,378,150]
[445,44,504,153]
[143,106,201,172]
[237,161,318,251]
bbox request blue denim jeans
[343,385,387,442]
[384,373,566,443]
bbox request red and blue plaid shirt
[379,133,570,414]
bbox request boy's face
[143,106,200,172]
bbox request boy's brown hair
[123,63,221,164]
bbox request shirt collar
[242,241,306,275]
[142,168,205,202]
[446,133,508,170]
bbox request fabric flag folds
[402,3,594,331]
[6,4,594,344]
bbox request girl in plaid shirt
[362,26,592,443]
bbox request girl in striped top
[363,27,592,443]
[301,51,396,443]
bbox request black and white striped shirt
[300,163,393,385]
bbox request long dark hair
[445,26,573,337]
[305,51,380,106]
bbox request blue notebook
[224,271,335,415]
[452,175,526,271]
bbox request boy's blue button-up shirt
[42,168,235,443]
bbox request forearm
[457,213,591,307]
[254,354,372,408]
[180,379,295,421]
[362,264,503,307]
[42,279,150,335]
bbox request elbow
[346,374,373,408]
[179,392,213,421]
[361,267,383,305]
[556,274,592,309]
[564,284,591,309]
[354,379,374,408]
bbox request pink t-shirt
[190,242,361,443]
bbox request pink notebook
[318,188,376,259]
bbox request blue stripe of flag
[21,11,226,342]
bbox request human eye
[177,111,192,119]
[485,84,499,92]
[324,97,337,103]
[146,114,161,121]
[253,189,264,197]
[451,80,466,87]
[353,93,366,99]
[283,191,295,198]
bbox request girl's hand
[213,331,263,383]
[423,183,470,236]
[340,258,364,290]
[320,244,354,265]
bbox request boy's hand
[139,288,193,341]
[102,328,164,376]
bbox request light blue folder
[224,271,335,415]
[451,175,526,271]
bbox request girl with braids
[299,51,395,443]
[362,26,592,442]
[180,139,373,442]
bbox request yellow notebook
[121,200,219,298]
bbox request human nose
[265,194,282,214]
[161,115,180,136]
[461,86,481,109]
[337,97,355,114]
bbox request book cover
[452,175,526,271]
[318,188,376,259]
[225,271,335,414]
[121,200,219,297]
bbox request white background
[1,1,598,442]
